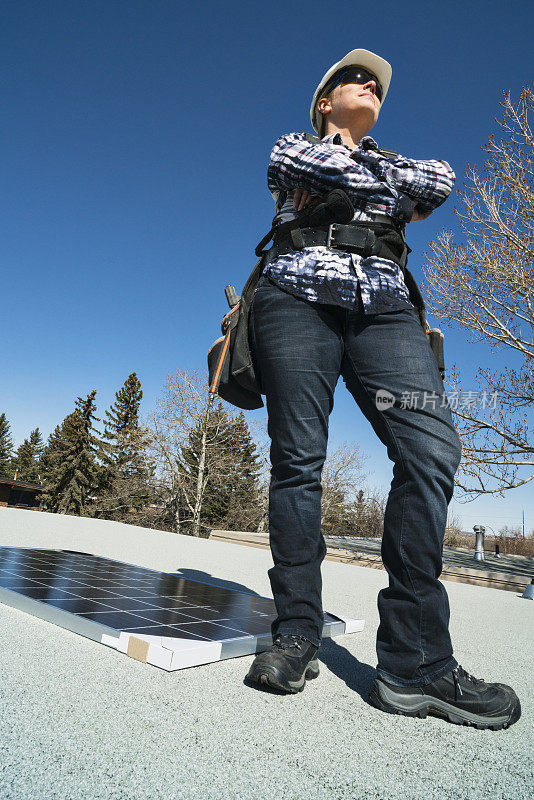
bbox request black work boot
[245,634,320,693]
[368,664,521,730]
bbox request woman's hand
[295,188,432,221]
[411,204,433,222]
[293,188,318,211]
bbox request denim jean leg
[249,278,345,649]
[339,305,462,685]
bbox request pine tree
[354,489,366,536]
[0,413,14,478]
[12,440,32,480]
[39,423,69,507]
[29,427,45,480]
[217,411,264,531]
[94,373,154,521]
[11,428,44,483]
[176,407,263,535]
[177,405,234,532]
[39,391,101,515]
[102,372,143,468]
[321,482,348,537]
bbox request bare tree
[320,441,369,535]
[229,428,372,537]
[498,523,523,555]
[420,86,534,500]
[245,418,271,533]
[444,508,464,548]
[361,485,388,538]
[147,368,236,536]
[148,369,268,537]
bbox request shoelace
[452,664,484,697]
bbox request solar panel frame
[0,546,365,671]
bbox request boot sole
[246,658,320,694]
[368,679,521,730]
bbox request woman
[244,48,520,731]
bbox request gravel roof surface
[1,507,532,800]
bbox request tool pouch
[426,329,445,378]
[207,255,266,410]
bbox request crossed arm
[268,132,455,223]
[292,188,433,221]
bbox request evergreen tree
[39,421,70,507]
[39,391,101,515]
[321,481,350,537]
[354,489,367,536]
[12,439,32,480]
[11,428,44,483]
[177,404,234,532]
[29,427,45,480]
[0,413,14,478]
[176,407,263,534]
[102,372,143,469]
[94,373,154,521]
[217,411,264,531]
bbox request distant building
[0,478,43,510]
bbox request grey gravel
[0,507,533,800]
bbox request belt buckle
[327,224,379,256]
[327,223,338,249]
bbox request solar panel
[0,546,364,671]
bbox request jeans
[247,271,462,687]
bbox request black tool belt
[269,220,411,271]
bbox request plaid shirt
[263,131,456,313]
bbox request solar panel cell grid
[0,546,364,671]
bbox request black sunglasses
[325,66,383,102]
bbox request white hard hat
[310,48,392,135]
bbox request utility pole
[523,510,525,539]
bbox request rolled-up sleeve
[384,154,456,213]
[267,132,384,206]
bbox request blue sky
[1,0,533,534]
